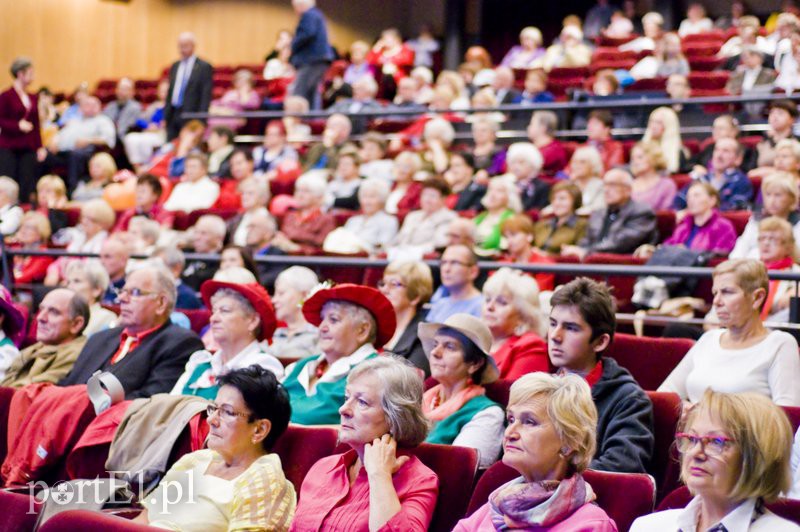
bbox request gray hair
[196,214,227,240]
[10,57,32,78]
[531,111,559,135]
[0,176,19,204]
[275,266,319,294]
[132,261,178,314]
[507,142,543,174]
[481,177,523,213]
[154,246,185,271]
[353,76,379,96]
[323,300,377,345]
[423,118,455,145]
[348,355,429,447]
[357,178,391,204]
[129,216,161,245]
[295,171,328,199]
[482,267,544,335]
[571,146,605,178]
[66,259,111,295]
[240,177,271,206]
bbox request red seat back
[655,210,677,244]
[646,391,683,501]
[0,490,43,532]
[583,254,647,312]
[272,425,338,493]
[782,406,800,432]
[605,333,694,391]
[177,309,211,334]
[720,210,751,236]
[0,386,16,465]
[38,509,156,531]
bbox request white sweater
[658,328,800,406]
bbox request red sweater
[491,332,550,381]
[0,87,41,151]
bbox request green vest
[180,361,219,399]
[283,353,377,425]
[425,395,500,445]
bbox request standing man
[164,32,213,140]
[289,0,333,109]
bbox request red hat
[0,285,24,347]
[200,281,277,342]
[302,283,397,347]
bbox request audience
[426,244,483,322]
[533,181,588,255]
[252,120,299,179]
[678,2,713,37]
[505,142,551,211]
[207,70,261,133]
[103,78,141,137]
[0,176,23,236]
[339,178,398,254]
[303,113,354,171]
[266,266,319,361]
[473,178,520,253]
[584,110,625,171]
[10,211,53,284]
[244,211,285,288]
[565,145,606,213]
[642,106,689,174]
[500,26,546,69]
[0,286,23,381]
[527,110,568,177]
[630,141,677,211]
[153,246,203,310]
[391,176,457,257]
[64,259,117,336]
[676,138,752,212]
[182,214,227,291]
[228,176,270,246]
[163,152,220,212]
[444,153,485,212]
[274,171,336,254]
[71,152,116,204]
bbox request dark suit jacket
[163,56,213,123]
[580,199,658,254]
[59,322,204,399]
[725,67,777,95]
[290,7,334,68]
[387,310,430,378]
[181,258,219,292]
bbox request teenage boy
[548,277,654,473]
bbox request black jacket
[591,357,654,474]
[59,322,204,399]
[387,310,430,377]
[163,57,213,120]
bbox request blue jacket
[290,7,334,67]
[674,168,753,211]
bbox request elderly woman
[71,152,116,203]
[455,373,616,531]
[420,117,455,176]
[63,260,117,336]
[11,211,54,284]
[380,260,434,376]
[134,366,296,530]
[208,69,262,132]
[542,25,592,71]
[274,172,337,254]
[499,214,555,291]
[0,176,22,236]
[533,181,588,255]
[470,117,503,177]
[753,217,800,323]
[631,390,798,531]
[565,146,605,214]
[527,111,568,178]
[291,356,438,530]
[642,106,690,174]
[390,177,458,258]
[229,176,270,247]
[474,178,521,253]
[731,172,800,259]
[282,283,396,425]
[749,138,800,181]
[482,267,548,380]
[386,151,424,217]
[265,266,319,361]
[418,314,505,468]
[171,280,283,398]
[340,178,399,254]
[630,141,677,211]
[659,258,800,406]
[500,26,546,68]
[506,142,550,211]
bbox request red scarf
[761,256,795,320]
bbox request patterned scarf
[422,383,485,421]
[489,474,595,530]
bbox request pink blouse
[454,501,618,532]
[290,449,439,532]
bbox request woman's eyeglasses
[206,403,251,422]
[675,432,736,456]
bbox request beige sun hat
[418,313,500,384]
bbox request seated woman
[10,211,54,284]
[470,117,504,178]
[135,366,296,531]
[385,151,423,217]
[631,389,798,531]
[228,176,271,247]
[171,280,284,398]
[505,142,550,211]
[273,172,337,254]
[499,214,555,291]
[482,267,548,381]
[445,153,487,213]
[340,178,399,254]
[753,217,800,323]
[542,25,592,71]
[141,119,205,179]
[64,260,117,336]
[638,181,737,260]
[514,70,555,105]
[474,178,521,254]
[282,283,396,425]
[564,146,605,214]
[500,26,546,69]
[630,33,690,81]
[419,117,455,176]
[207,69,262,132]
[641,106,690,174]
[390,177,458,258]
[630,141,677,211]
[527,111,568,177]
[419,314,505,468]
[34,174,69,234]
[533,181,589,255]
[252,120,299,180]
[731,172,800,259]
[749,138,800,181]
[659,258,800,406]
[379,260,433,376]
[266,266,320,361]
[455,373,616,531]
[291,356,437,530]
[71,152,116,204]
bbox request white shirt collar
[676,497,761,532]
[296,343,376,394]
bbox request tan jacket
[0,336,87,387]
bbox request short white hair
[275,266,319,294]
[483,267,543,335]
[507,142,543,173]
[358,178,391,204]
[520,26,543,46]
[561,25,583,41]
[129,216,161,244]
[354,76,379,96]
[196,214,227,239]
[411,66,434,84]
[66,259,110,295]
[571,146,605,178]
[482,177,523,213]
[295,171,329,199]
[423,118,455,146]
[643,12,664,26]
[0,176,19,203]
[240,176,271,205]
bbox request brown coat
[1,336,87,387]
[533,216,589,255]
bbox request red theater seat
[605,333,694,391]
[413,443,479,532]
[0,490,43,532]
[720,210,751,236]
[583,253,647,311]
[273,425,338,493]
[646,391,683,501]
[656,210,677,243]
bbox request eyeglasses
[675,432,736,456]
[207,403,251,422]
[113,286,159,300]
[377,279,405,290]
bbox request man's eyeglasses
[113,287,159,300]
[675,432,736,456]
[377,279,405,290]
[207,403,251,422]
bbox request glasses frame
[207,403,252,422]
[113,286,159,300]
[675,432,736,456]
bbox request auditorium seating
[605,333,694,391]
[646,391,683,502]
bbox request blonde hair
[520,26,543,47]
[761,171,800,210]
[20,211,51,241]
[632,141,668,174]
[570,145,604,178]
[759,216,799,262]
[509,372,598,473]
[384,260,434,305]
[89,152,117,181]
[81,199,116,230]
[423,117,455,146]
[36,174,67,199]
[682,389,793,503]
[712,259,769,310]
[643,107,683,173]
[481,177,523,213]
[482,267,543,335]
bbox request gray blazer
[579,199,658,254]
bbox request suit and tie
[164,54,213,140]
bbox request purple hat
[0,285,25,347]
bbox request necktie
[175,61,190,107]
[112,335,136,365]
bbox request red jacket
[0,87,41,151]
[491,332,550,381]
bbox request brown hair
[549,181,583,211]
[550,277,616,348]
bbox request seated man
[103,77,142,137]
[329,77,384,134]
[182,214,226,292]
[113,174,174,231]
[302,113,355,171]
[582,110,625,172]
[1,288,89,387]
[548,277,654,473]
[245,210,286,290]
[153,246,203,310]
[675,138,752,211]
[163,152,221,213]
[206,126,235,178]
[99,235,131,305]
[563,168,658,259]
[425,244,483,322]
[59,264,205,398]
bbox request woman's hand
[18,119,33,133]
[363,434,409,480]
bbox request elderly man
[162,152,220,212]
[100,235,131,305]
[182,214,226,291]
[246,210,286,289]
[425,244,484,323]
[330,77,384,133]
[59,264,204,398]
[164,32,213,140]
[563,168,658,259]
[675,138,752,211]
[1,289,89,387]
[492,66,521,105]
[153,246,203,310]
[103,78,142,137]
[289,0,333,109]
[302,113,355,171]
